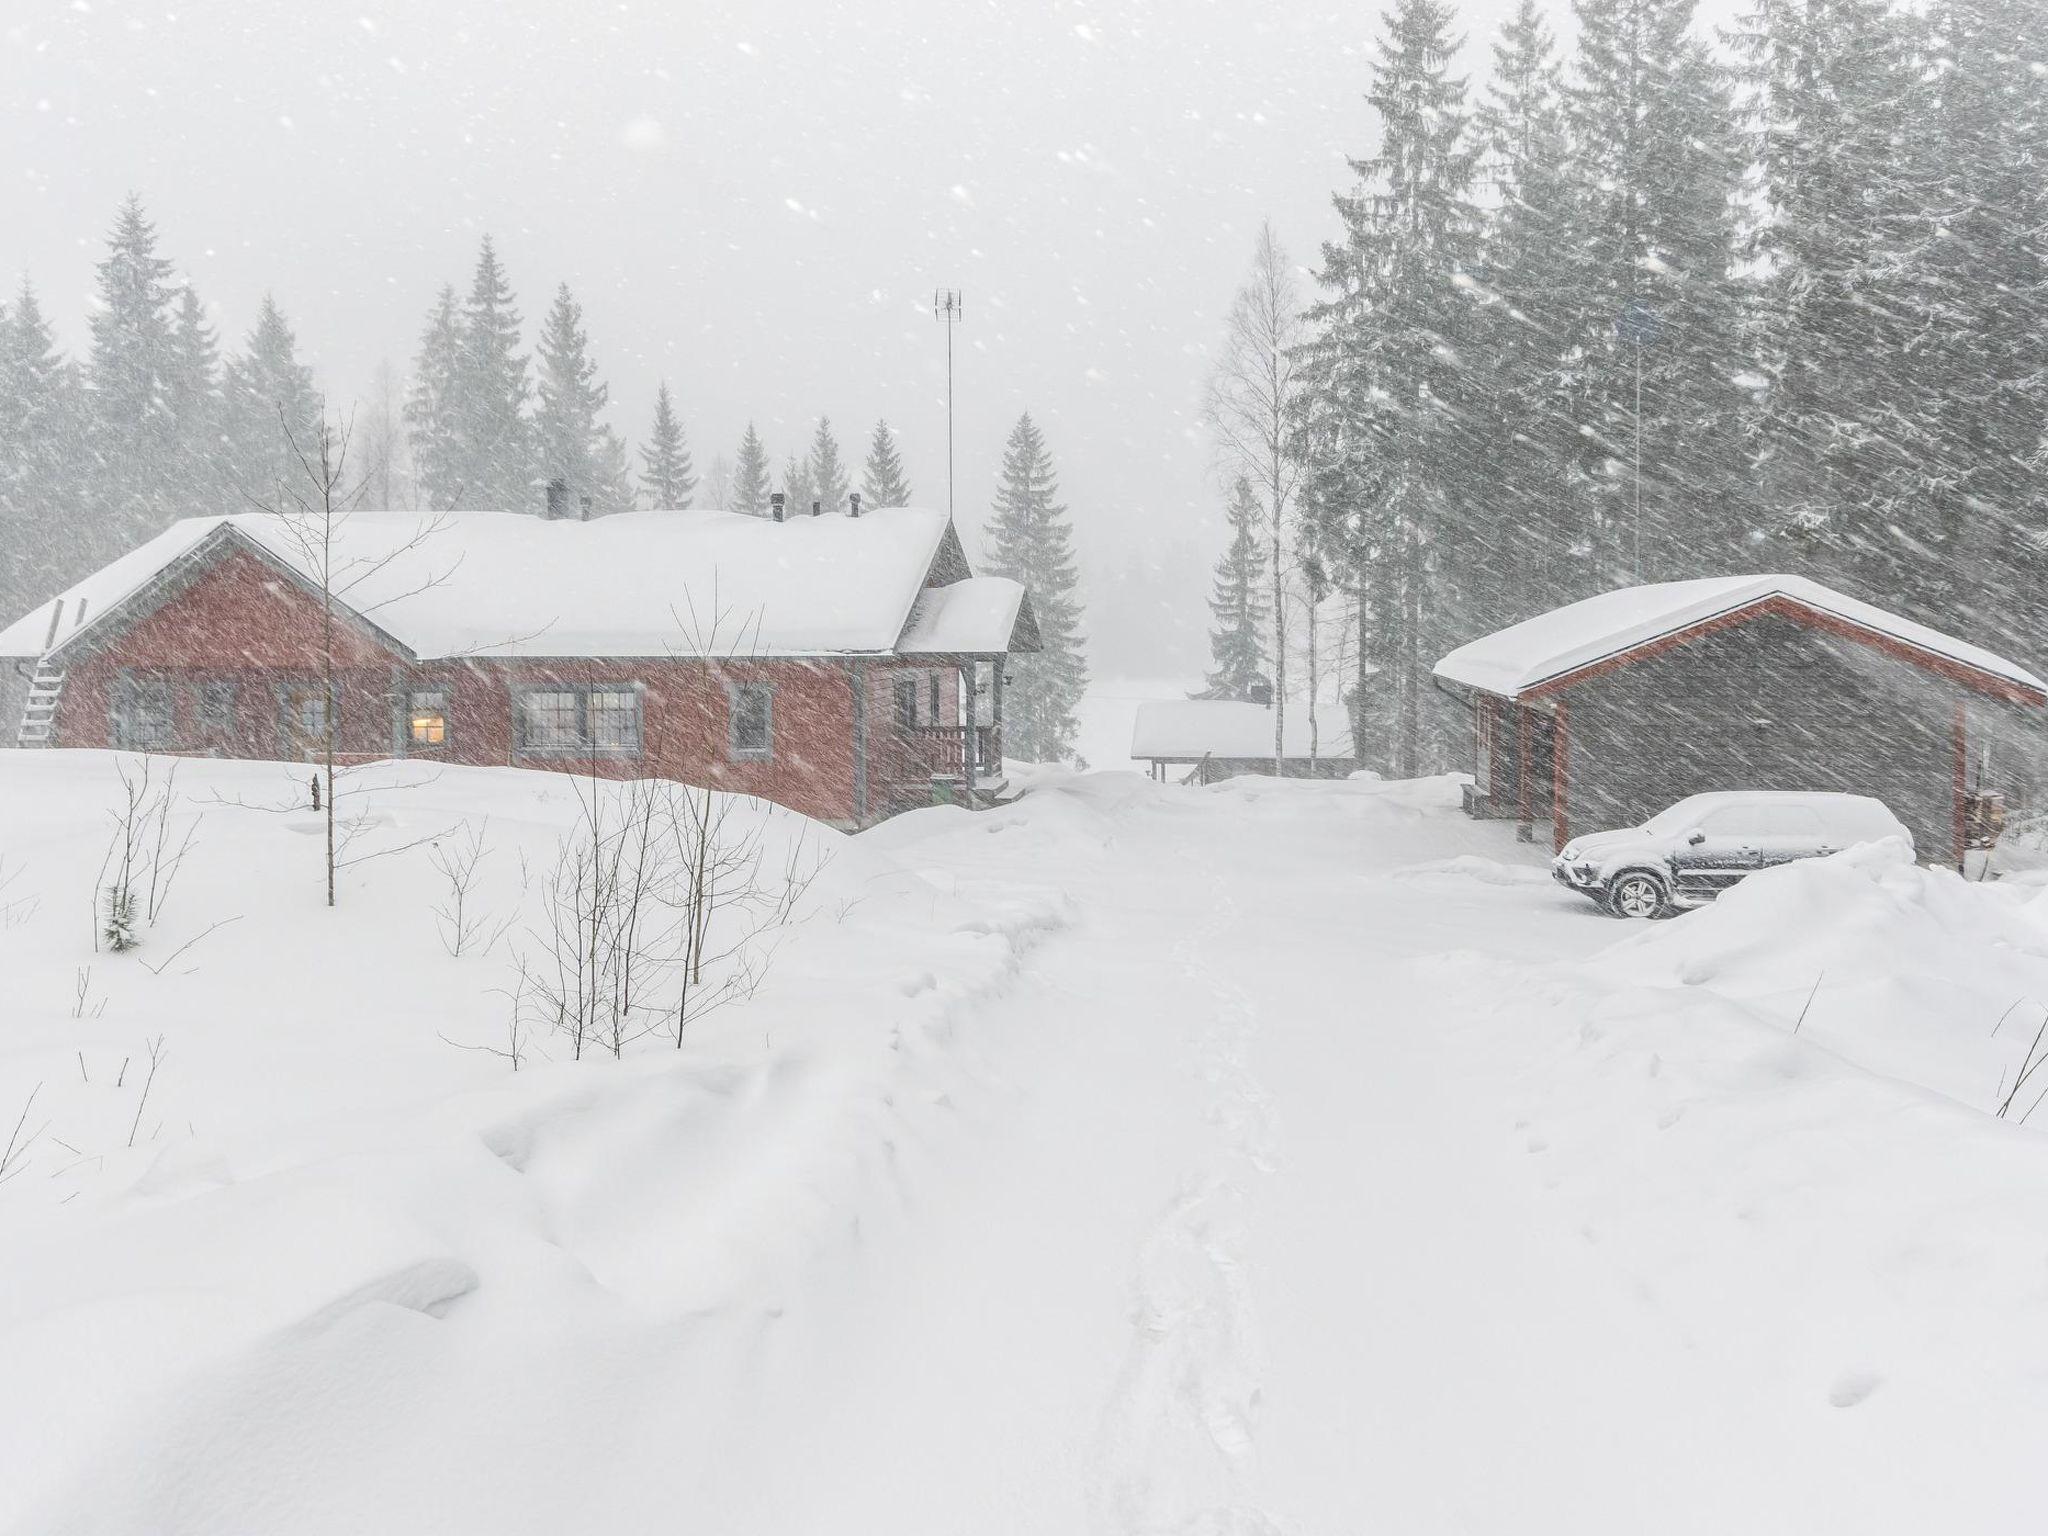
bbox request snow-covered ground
[6,752,2048,1532]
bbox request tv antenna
[933,289,962,521]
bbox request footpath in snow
[4,756,2048,1532]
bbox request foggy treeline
[1207,0,2046,776]
[0,211,931,626]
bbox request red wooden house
[1433,574,2047,869]
[0,498,1039,828]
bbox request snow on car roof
[1433,574,2048,701]
[0,507,959,661]
[1130,698,1356,761]
[895,577,1032,655]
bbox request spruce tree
[86,195,180,553]
[164,285,222,515]
[1563,0,1751,583]
[1302,0,1480,775]
[1473,0,1580,618]
[0,281,85,610]
[452,236,532,511]
[860,418,913,506]
[780,452,818,517]
[638,381,696,508]
[405,286,465,510]
[805,416,852,514]
[1203,478,1271,701]
[731,423,772,515]
[983,413,1087,761]
[220,295,318,504]
[533,282,628,515]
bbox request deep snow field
[5,752,2048,1532]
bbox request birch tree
[1206,222,1305,776]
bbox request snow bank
[1591,839,2048,1110]
[0,751,1074,1531]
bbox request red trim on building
[1552,698,1570,852]
[1521,595,2047,708]
[1953,700,1969,873]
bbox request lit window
[728,682,773,758]
[590,689,641,752]
[408,689,449,747]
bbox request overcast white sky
[5,0,1729,673]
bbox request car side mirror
[1686,829,1706,846]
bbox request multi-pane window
[114,676,175,750]
[197,680,238,736]
[894,677,919,730]
[589,689,641,752]
[408,689,449,748]
[728,682,773,758]
[514,685,641,754]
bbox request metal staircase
[16,660,65,747]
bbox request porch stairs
[16,659,65,747]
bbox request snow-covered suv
[1552,791,1912,918]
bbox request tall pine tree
[0,281,85,610]
[638,381,695,508]
[220,295,318,502]
[731,423,772,515]
[451,237,532,511]
[1202,478,1271,701]
[405,286,465,510]
[860,419,913,506]
[86,195,180,555]
[533,282,630,516]
[1302,0,1481,775]
[780,452,817,517]
[805,416,852,514]
[984,413,1087,761]
[164,284,221,515]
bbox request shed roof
[1433,575,2047,705]
[0,507,976,662]
[1131,699,1356,761]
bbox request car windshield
[1639,799,1713,835]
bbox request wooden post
[961,660,978,809]
[991,655,1004,769]
[851,659,869,827]
[1552,698,1570,853]
[1953,700,1969,874]
[1515,701,1533,842]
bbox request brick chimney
[811,499,822,518]
[770,492,785,523]
[544,478,570,520]
[579,494,593,521]
[849,492,862,518]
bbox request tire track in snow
[1087,849,1290,1536]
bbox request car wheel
[1605,871,1669,920]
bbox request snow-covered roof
[895,576,1035,655]
[1130,699,1356,761]
[0,507,979,662]
[1433,574,2048,703]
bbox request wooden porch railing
[909,723,1000,780]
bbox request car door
[1671,806,1759,898]
[1750,803,1827,870]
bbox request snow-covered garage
[1433,575,2048,867]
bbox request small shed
[1432,575,2048,869]
[1131,699,1358,783]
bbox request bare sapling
[127,1034,168,1149]
[0,1084,47,1188]
[96,758,198,953]
[1994,1001,2048,1122]
[429,818,514,958]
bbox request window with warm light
[408,689,449,748]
